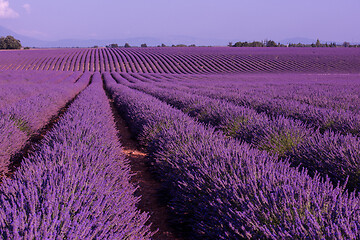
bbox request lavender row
[0,72,153,239]
[237,78,360,114]
[151,72,360,118]
[0,71,82,110]
[152,74,360,138]
[1,48,360,73]
[104,72,360,239]
[120,73,360,191]
[2,71,88,133]
[0,70,74,84]
[138,72,359,116]
[126,72,360,118]
[159,73,360,114]
[0,72,89,179]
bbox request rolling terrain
[0,47,360,239]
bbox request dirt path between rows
[5,74,89,181]
[4,88,85,182]
[107,98,183,240]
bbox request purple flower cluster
[0,72,153,239]
[104,72,360,239]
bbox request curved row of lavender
[1,48,360,74]
[114,72,360,191]
[0,72,153,239]
[150,73,360,114]
[0,72,88,179]
[0,70,75,85]
[104,72,360,239]
[0,71,81,109]
[159,73,360,137]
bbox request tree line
[3,35,358,49]
[106,39,360,48]
[229,39,360,48]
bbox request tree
[252,41,265,47]
[173,44,187,47]
[141,43,147,47]
[343,42,350,48]
[233,41,248,47]
[316,39,321,47]
[161,43,166,47]
[232,41,265,47]
[228,42,233,47]
[124,43,131,48]
[0,35,21,49]
[0,37,6,49]
[266,40,278,47]
[106,43,118,48]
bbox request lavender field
[1,47,360,239]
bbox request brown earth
[107,97,183,240]
[5,88,85,181]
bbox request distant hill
[0,26,228,48]
[0,25,50,47]
[279,37,359,45]
[2,25,357,48]
[0,25,17,37]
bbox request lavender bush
[0,72,153,239]
[104,72,360,239]
[115,73,360,191]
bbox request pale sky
[0,0,359,43]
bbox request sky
[0,0,359,43]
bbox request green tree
[106,43,118,48]
[266,40,278,47]
[0,35,22,49]
[252,41,265,47]
[316,39,321,47]
[233,41,247,47]
[141,43,147,47]
[173,44,187,47]
[343,42,350,48]
[124,43,131,48]
[0,37,6,49]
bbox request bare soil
[5,90,83,180]
[107,97,183,240]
